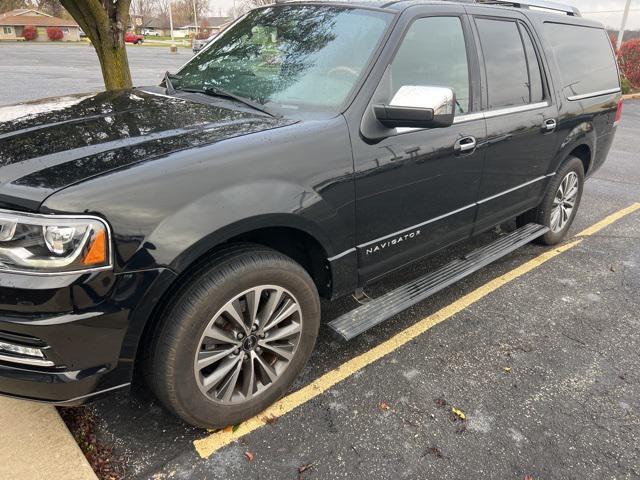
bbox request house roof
[203,16,231,27]
[0,10,79,28]
[0,8,53,18]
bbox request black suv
[0,0,621,428]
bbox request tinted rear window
[543,22,619,98]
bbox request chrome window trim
[398,101,549,133]
[328,173,556,261]
[483,101,549,119]
[566,87,621,101]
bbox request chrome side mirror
[373,85,456,129]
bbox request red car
[124,32,144,44]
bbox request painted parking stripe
[194,203,640,458]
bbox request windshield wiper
[179,86,279,118]
[163,71,176,95]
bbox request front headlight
[0,210,111,275]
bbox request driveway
[0,43,192,106]
[81,101,640,479]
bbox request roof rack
[475,0,581,16]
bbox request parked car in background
[143,29,161,37]
[124,32,144,44]
[192,34,215,53]
[0,0,621,429]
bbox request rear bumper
[0,268,176,404]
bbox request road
[1,43,638,479]
[0,43,192,106]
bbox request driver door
[350,12,486,283]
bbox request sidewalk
[0,396,97,480]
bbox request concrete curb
[622,93,640,100]
[0,397,97,480]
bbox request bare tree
[59,0,133,90]
[228,0,273,18]
[130,0,157,22]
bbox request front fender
[145,180,338,273]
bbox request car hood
[0,88,292,211]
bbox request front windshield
[173,5,392,114]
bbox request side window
[543,22,619,98]
[390,16,470,113]
[476,18,543,109]
[520,25,544,103]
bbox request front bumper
[0,268,176,404]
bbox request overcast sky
[208,0,640,30]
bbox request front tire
[146,245,321,428]
[517,156,584,245]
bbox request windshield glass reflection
[173,6,392,113]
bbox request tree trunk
[60,0,133,91]
[94,40,133,91]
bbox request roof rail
[475,0,581,16]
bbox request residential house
[0,8,81,41]
[181,16,231,37]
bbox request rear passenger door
[470,12,559,232]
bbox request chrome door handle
[543,118,557,132]
[454,136,477,153]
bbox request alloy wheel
[550,171,579,233]
[193,285,303,404]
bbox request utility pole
[617,0,632,53]
[169,0,176,53]
[193,0,199,36]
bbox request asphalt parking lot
[76,102,638,480]
[2,44,639,479]
[0,43,192,106]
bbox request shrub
[47,26,64,41]
[620,76,632,94]
[619,38,640,88]
[23,25,37,41]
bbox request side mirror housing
[374,86,456,129]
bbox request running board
[329,223,549,341]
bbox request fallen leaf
[262,415,279,425]
[524,475,535,480]
[504,367,512,373]
[451,407,466,420]
[223,425,233,433]
[379,402,391,411]
[232,423,241,432]
[424,446,444,458]
[434,397,447,408]
[244,451,255,462]
[609,265,616,272]
[298,463,314,473]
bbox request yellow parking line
[576,202,640,237]
[194,202,640,459]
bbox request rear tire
[516,156,584,245]
[146,245,321,428]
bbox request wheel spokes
[194,285,303,405]
[197,346,237,370]
[202,354,243,392]
[263,299,300,333]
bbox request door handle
[543,118,557,132]
[454,136,477,153]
